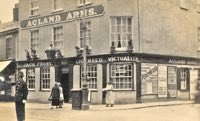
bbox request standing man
[13,71,28,121]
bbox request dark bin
[71,89,82,110]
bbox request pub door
[61,73,69,102]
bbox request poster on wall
[141,63,158,95]
[190,70,198,100]
[167,66,177,98]
[158,65,168,98]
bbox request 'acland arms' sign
[20,5,104,28]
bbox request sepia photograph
[0,0,200,121]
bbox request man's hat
[18,71,24,77]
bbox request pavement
[0,100,199,121]
[21,100,195,111]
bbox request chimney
[13,3,19,21]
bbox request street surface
[0,102,199,121]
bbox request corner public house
[16,0,200,104]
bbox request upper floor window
[80,21,91,48]
[30,29,39,52]
[81,65,97,89]
[197,0,200,12]
[6,36,12,59]
[198,27,200,51]
[77,0,92,6]
[180,0,189,10]
[53,26,63,51]
[110,17,132,49]
[41,67,50,90]
[30,0,39,16]
[27,68,35,90]
[110,63,133,90]
[53,0,63,11]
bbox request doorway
[61,73,69,102]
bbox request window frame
[110,63,134,90]
[179,68,189,91]
[27,68,36,90]
[79,20,92,49]
[197,0,200,13]
[6,36,12,59]
[52,0,63,12]
[40,67,51,91]
[197,69,200,90]
[30,29,39,53]
[52,25,64,51]
[81,65,97,89]
[29,0,39,17]
[110,16,133,50]
[198,27,200,51]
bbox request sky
[0,0,19,23]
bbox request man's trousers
[15,101,25,121]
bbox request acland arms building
[15,0,200,104]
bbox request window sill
[89,89,97,92]
[179,89,189,92]
[180,7,189,10]
[115,47,127,51]
[51,9,64,14]
[28,89,36,91]
[113,89,135,91]
[197,47,200,52]
[28,14,40,18]
[110,46,134,54]
[40,89,51,92]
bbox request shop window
[41,67,50,90]
[52,0,63,11]
[6,37,12,59]
[110,17,132,50]
[53,26,63,51]
[30,0,39,16]
[180,0,189,10]
[81,65,97,89]
[197,70,200,90]
[179,68,189,91]
[27,68,35,90]
[77,0,92,6]
[110,64,133,90]
[79,21,91,48]
[30,29,39,52]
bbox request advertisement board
[167,66,177,98]
[141,63,158,95]
[158,65,167,98]
[190,70,198,100]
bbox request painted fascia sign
[20,5,104,29]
